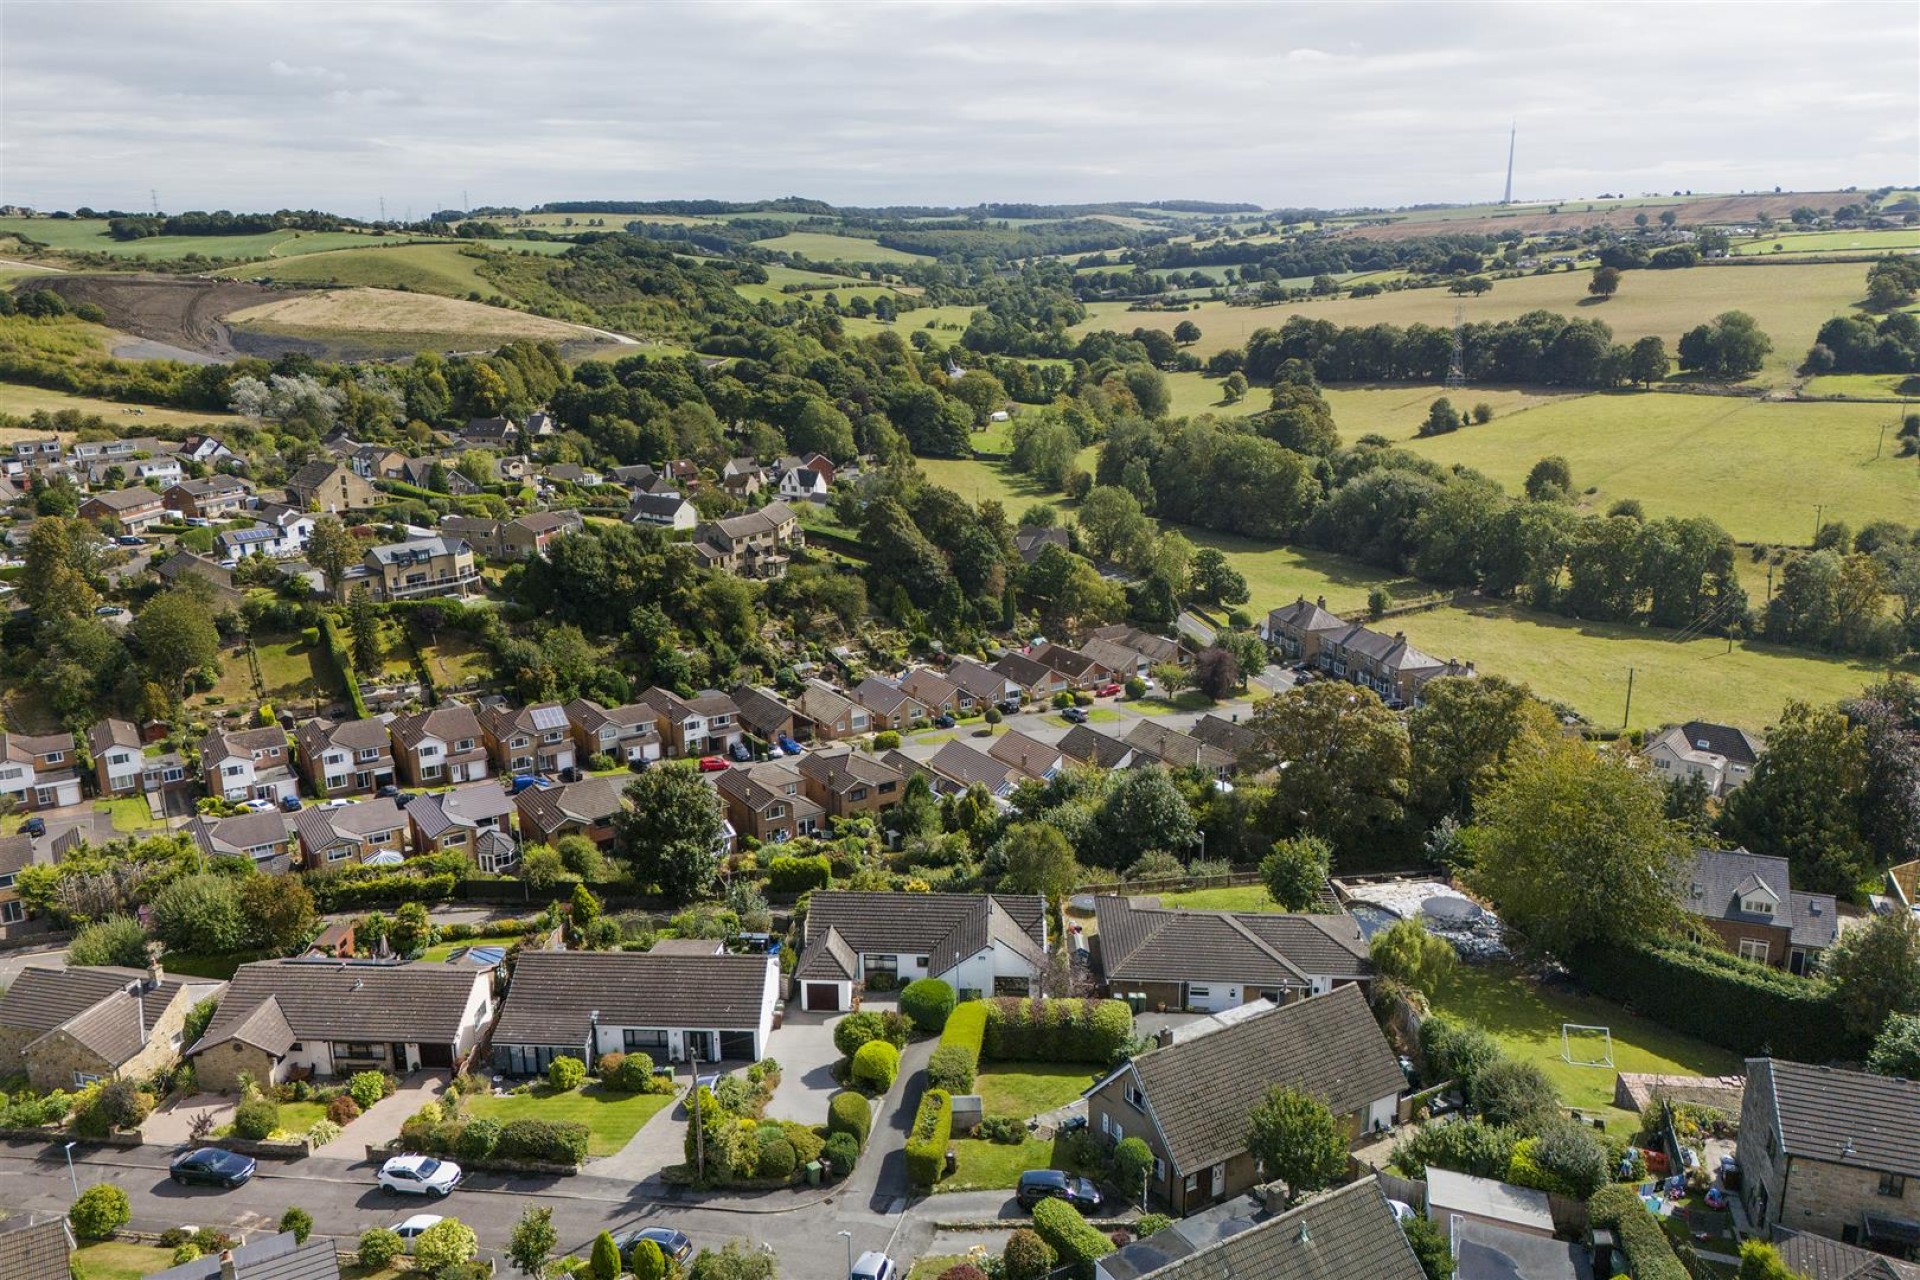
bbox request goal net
[1561,1023,1614,1068]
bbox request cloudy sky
[3,1,1914,217]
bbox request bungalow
[0,963,222,1093]
[478,702,577,777]
[851,676,927,732]
[947,659,1018,709]
[565,698,664,766]
[215,510,313,561]
[407,783,517,868]
[1014,525,1071,565]
[199,725,298,805]
[183,810,296,873]
[1125,722,1235,776]
[491,949,781,1075]
[147,1231,340,1280]
[460,417,520,449]
[293,798,409,868]
[516,774,627,850]
[1058,725,1157,771]
[163,475,252,521]
[637,687,743,758]
[992,651,1070,702]
[925,741,1020,798]
[77,486,166,536]
[1096,1177,1425,1280]
[0,731,82,812]
[1644,721,1763,797]
[629,491,698,531]
[1188,714,1257,761]
[1088,624,1191,669]
[399,457,479,495]
[1092,894,1372,1011]
[295,716,397,797]
[389,703,489,786]
[542,462,602,489]
[1680,848,1837,974]
[154,550,246,609]
[796,890,1047,1011]
[793,680,869,742]
[1085,985,1403,1214]
[0,1218,76,1280]
[1030,641,1114,690]
[898,667,964,718]
[797,749,907,821]
[987,729,1064,782]
[1080,638,1153,681]
[715,761,823,844]
[187,959,495,1087]
[729,684,797,746]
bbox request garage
[1182,983,1242,1013]
[719,1029,758,1061]
[802,982,843,1012]
[417,1042,455,1069]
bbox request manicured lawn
[465,1084,674,1156]
[276,1099,329,1136]
[73,1242,177,1280]
[907,1257,969,1280]
[1154,886,1283,913]
[940,1134,1100,1192]
[974,1064,1100,1119]
[1431,962,1740,1126]
[94,795,159,833]
[420,933,523,962]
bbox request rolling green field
[751,231,930,264]
[1729,227,1920,256]
[1395,392,1920,544]
[0,382,238,426]
[212,242,522,299]
[0,217,462,263]
[1080,260,1873,385]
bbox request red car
[697,755,729,772]
[1096,683,1123,697]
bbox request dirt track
[24,274,306,358]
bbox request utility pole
[1622,667,1635,730]
[1876,422,1887,460]
[689,1042,704,1181]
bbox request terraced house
[295,716,397,797]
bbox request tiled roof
[149,1231,340,1280]
[794,680,855,727]
[1094,896,1368,987]
[0,834,34,879]
[1030,642,1102,681]
[518,774,627,836]
[852,676,921,719]
[87,718,141,755]
[1678,720,1763,767]
[1081,638,1149,673]
[1125,722,1234,772]
[1775,1229,1920,1280]
[926,741,1019,794]
[795,925,858,981]
[0,966,215,1069]
[1057,725,1146,770]
[184,811,290,859]
[802,891,1046,967]
[798,748,906,794]
[1757,1057,1920,1179]
[83,486,162,512]
[193,960,485,1050]
[492,950,774,1045]
[200,725,288,764]
[1683,848,1838,949]
[478,701,569,739]
[899,668,961,707]
[947,660,1014,702]
[1087,625,1185,666]
[0,1216,75,1280]
[407,783,515,839]
[1126,985,1404,1171]
[991,651,1055,689]
[389,703,483,750]
[1109,1178,1423,1280]
[293,797,406,848]
[294,716,391,758]
[1188,715,1257,757]
[1265,596,1347,638]
[987,729,1061,779]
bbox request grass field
[974,1064,1100,1118]
[228,288,604,343]
[214,242,521,299]
[752,232,930,264]
[1079,261,1872,385]
[421,933,524,962]
[193,633,342,711]
[0,217,471,264]
[1729,227,1920,256]
[1395,392,1920,544]
[466,1084,673,1157]
[0,382,237,427]
[95,795,160,833]
[1432,962,1739,1125]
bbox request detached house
[630,491,698,531]
[797,749,907,821]
[1059,725,1158,771]
[1093,895,1372,1012]
[284,461,376,513]
[87,718,150,798]
[0,963,222,1093]
[163,475,252,520]
[992,651,1069,702]
[294,797,409,867]
[199,725,298,805]
[947,659,1018,710]
[1097,1177,1426,1280]
[183,810,296,873]
[0,834,43,930]
[796,891,1047,1012]
[77,486,166,536]
[407,783,517,868]
[295,717,397,797]
[516,774,627,850]
[1086,985,1403,1214]
[1738,1058,1920,1252]
[0,731,82,811]
[793,680,868,742]
[478,702,577,777]
[1126,722,1235,776]
[360,537,478,601]
[899,668,964,717]
[501,510,582,560]
[715,761,823,845]
[1644,721,1763,797]
[989,729,1065,782]
[1681,848,1838,974]
[925,740,1020,798]
[729,684,797,746]
[637,687,743,758]
[851,677,927,732]
[565,699,663,766]
[389,704,489,786]
[1030,641,1114,691]
[187,959,495,1087]
[692,502,802,579]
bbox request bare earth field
[227,288,603,342]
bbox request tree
[590,1231,622,1280]
[279,1208,313,1245]
[68,1185,130,1239]
[613,764,726,903]
[357,1229,404,1271]
[1222,371,1248,404]
[689,1241,777,1280]
[1736,1240,1801,1280]
[306,516,358,600]
[1191,647,1239,701]
[1868,1012,1920,1079]
[132,587,221,704]
[414,1218,480,1274]
[1677,310,1772,379]
[390,900,431,955]
[999,822,1079,901]
[1077,486,1153,565]
[1588,266,1622,299]
[346,587,383,675]
[1003,1230,1053,1280]
[68,916,151,968]
[1627,335,1669,387]
[1471,1059,1558,1127]
[1173,320,1202,345]
[1369,917,1457,997]
[1823,910,1920,1040]
[630,1240,667,1280]
[1420,398,1461,437]
[1243,682,1410,856]
[150,874,245,954]
[1245,1087,1347,1205]
[238,875,317,952]
[1260,836,1332,910]
[1189,548,1249,607]
[1721,700,1870,896]
[1524,456,1573,502]
[1467,736,1689,956]
[507,1204,558,1276]
[1408,675,1551,822]
[1090,769,1197,871]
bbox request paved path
[310,1073,446,1160]
[766,1008,844,1128]
[144,1094,236,1150]
[586,1094,688,1183]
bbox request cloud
[1,1,1913,216]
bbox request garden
[401,1054,678,1166]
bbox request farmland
[0,382,238,428]
[226,288,614,349]
[212,242,527,299]
[0,217,453,263]
[751,231,930,264]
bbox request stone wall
[192,1041,281,1094]
[1779,1156,1915,1240]
[1614,1072,1746,1114]
[24,987,197,1092]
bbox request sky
[2,1,1915,218]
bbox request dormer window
[1743,897,1775,916]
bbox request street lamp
[837,1231,853,1279]
[62,1141,78,1199]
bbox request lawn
[1153,886,1283,913]
[750,231,930,264]
[974,1064,1100,1119]
[275,1099,329,1136]
[420,933,523,962]
[465,1083,674,1156]
[907,1257,970,1280]
[160,949,275,980]
[940,1133,1100,1192]
[94,795,160,833]
[0,382,239,428]
[1431,962,1739,1126]
[72,1242,177,1280]
[1041,708,1124,727]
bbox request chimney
[1155,1026,1175,1049]
[147,960,164,989]
[1315,596,1326,608]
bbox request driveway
[143,1093,236,1151]
[586,1092,689,1183]
[767,1006,847,1127]
[309,1072,446,1161]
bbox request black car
[22,817,45,838]
[617,1228,693,1265]
[1015,1168,1102,1212]
[170,1147,257,1189]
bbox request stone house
[0,963,222,1092]
[691,502,802,580]
[284,461,376,514]
[359,537,478,601]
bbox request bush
[305,1119,340,1146]
[67,916,152,968]
[758,1136,798,1179]
[1003,1229,1054,1280]
[851,1040,900,1093]
[547,1055,587,1091]
[347,1070,390,1111]
[982,998,1133,1064]
[1123,677,1147,700]
[591,1231,622,1280]
[1471,1059,1558,1129]
[458,1116,502,1160]
[1032,1197,1114,1280]
[233,1096,280,1140]
[834,1010,890,1057]
[1112,1136,1154,1199]
[279,1208,313,1245]
[928,1044,978,1093]
[84,1079,151,1132]
[941,1000,987,1066]
[873,731,901,750]
[978,1115,1027,1144]
[357,1228,404,1271]
[607,1051,658,1093]
[905,1088,953,1188]
[940,1268,987,1280]
[414,1219,479,1274]
[495,1117,591,1165]
[901,978,957,1034]
[630,1239,667,1280]
[1390,1118,1517,1180]
[1870,1013,1920,1078]
[327,1094,361,1124]
[864,972,896,992]
[1135,1214,1173,1239]
[766,854,831,893]
[1419,1014,1502,1093]
[1508,1123,1608,1199]
[823,1130,860,1177]
[1588,1184,1687,1280]
[828,1090,872,1146]
[171,1245,202,1266]
[69,1184,130,1239]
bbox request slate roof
[803,891,1046,968]
[1676,720,1763,768]
[987,729,1062,780]
[630,492,693,520]
[1123,985,1403,1172]
[365,535,469,567]
[1095,896,1369,988]
[492,950,775,1045]
[389,703,484,750]
[294,716,392,759]
[706,501,798,539]
[1188,715,1257,757]
[1058,725,1150,770]
[1014,525,1071,564]
[1125,722,1234,772]
[0,834,35,880]
[1683,848,1838,949]
[145,1232,340,1280]
[852,676,923,720]
[795,925,859,981]
[926,741,1019,794]
[0,966,216,1069]
[727,685,794,740]
[1775,1229,1920,1280]
[293,798,406,849]
[517,774,627,836]
[406,783,515,839]
[1111,1176,1422,1280]
[0,1217,74,1280]
[184,811,291,859]
[192,960,485,1053]
[86,718,140,757]
[797,748,906,794]
[1265,596,1347,640]
[1755,1057,1920,1178]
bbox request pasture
[227,287,603,343]
[213,242,523,299]
[0,217,458,263]
[0,382,238,428]
[1728,227,1920,256]
[751,231,930,264]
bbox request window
[915,956,929,970]
[357,748,381,762]
[1189,986,1211,999]
[1184,1174,1198,1194]
[768,804,786,820]
[625,1029,668,1050]
[849,788,868,803]
[1100,1112,1110,1136]
[454,739,475,753]
[72,1072,101,1087]
[1153,1157,1166,1182]
[1113,1120,1125,1142]
[1738,939,1771,963]
[1742,898,1776,916]
[42,751,62,765]
[866,954,899,978]
[328,847,352,862]
[338,1042,382,1060]
[1,901,22,925]
[1880,1173,1907,1198]
[1126,1085,1147,1112]
[366,831,393,845]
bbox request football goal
[1561,1023,1615,1068]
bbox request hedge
[851,1040,900,1092]
[901,978,957,1034]
[1565,936,1861,1062]
[904,1088,953,1189]
[927,1045,976,1093]
[1588,1185,1686,1280]
[308,871,457,911]
[766,855,831,893]
[983,998,1133,1064]
[492,1118,591,1165]
[942,1001,988,1069]
[828,1091,872,1147]
[317,613,368,719]
[1032,1198,1114,1280]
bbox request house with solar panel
[479,702,577,777]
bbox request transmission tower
[150,189,159,216]
[1445,304,1467,389]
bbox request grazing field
[228,287,608,345]
[838,303,979,340]
[1079,260,1871,384]
[752,231,930,264]
[1394,392,1920,544]
[735,264,901,306]
[1321,383,1583,437]
[1729,227,1920,256]
[0,382,238,427]
[213,242,520,299]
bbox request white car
[393,1214,445,1251]
[238,798,275,812]
[378,1154,462,1197]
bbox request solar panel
[530,704,568,731]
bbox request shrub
[873,731,901,750]
[327,1094,361,1124]
[834,1010,889,1057]
[414,1219,480,1274]
[85,1079,152,1132]
[758,1136,798,1179]
[940,1267,988,1280]
[827,1090,872,1145]
[1588,1184,1687,1280]
[458,1116,503,1160]
[67,916,152,968]
[69,1184,130,1239]
[941,1000,987,1068]
[902,978,958,1033]
[172,1245,202,1266]
[1123,677,1147,700]
[1112,1137,1154,1200]
[982,997,1133,1064]
[1472,1059,1559,1129]
[159,1229,195,1249]
[1403,1216,1454,1280]
[1508,1123,1608,1198]
[495,1117,591,1165]
[305,1119,341,1146]
[1390,1118,1517,1180]
[547,1055,587,1091]
[591,1231,622,1280]
[766,854,831,893]
[357,1228,404,1271]
[234,1096,280,1140]
[928,1045,978,1093]
[607,1052,658,1093]
[630,1239,667,1280]
[1870,1013,1920,1078]
[1032,1198,1114,1280]
[1419,1014,1502,1093]
[1135,1214,1173,1239]
[279,1208,313,1245]
[978,1115,1027,1144]
[851,1040,900,1093]
[823,1130,860,1176]
[864,972,896,992]
[905,1088,953,1188]
[1003,1229,1053,1280]
[347,1070,390,1111]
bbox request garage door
[417,1042,455,1069]
[1184,984,1236,1013]
[804,982,842,1011]
[719,1030,757,1061]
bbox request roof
[1755,1057,1920,1179]
[0,1217,74,1280]
[851,676,922,718]
[294,716,392,758]
[1189,715,1257,757]
[1266,596,1347,638]
[1775,1229,1920,1280]
[991,651,1056,689]
[1088,625,1186,666]
[1105,1177,1423,1280]
[1082,637,1150,673]
[1123,985,1402,1172]
[389,703,483,750]
[81,486,162,512]
[987,729,1062,780]
[1014,525,1071,563]
[0,835,35,879]
[795,925,859,981]
[293,797,407,849]
[147,1232,340,1280]
[1030,641,1102,681]
[1450,1219,1588,1280]
[925,740,1019,794]
[285,460,348,491]
[366,536,468,565]
[492,950,775,1045]
[191,960,486,1053]
[797,748,906,795]
[803,891,1046,970]
[200,724,288,764]
[518,774,627,835]
[794,680,856,727]
[407,783,516,839]
[1678,720,1763,767]
[1095,896,1368,987]
[706,501,798,540]
[630,492,694,518]
[184,810,291,859]
[1058,725,1150,770]
[1683,848,1838,949]
[648,938,725,956]
[1427,1168,1556,1233]
[1125,722,1234,772]
[0,966,215,1068]
[899,667,962,706]
[947,659,1014,702]
[478,701,570,740]
[714,761,820,819]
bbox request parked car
[114,535,145,547]
[377,1154,461,1197]
[1096,683,1122,697]
[1061,706,1089,724]
[21,817,44,838]
[778,735,804,755]
[238,798,275,813]
[849,1252,896,1280]
[998,697,1022,714]
[617,1228,693,1266]
[728,742,752,763]
[1015,1168,1102,1212]
[931,714,955,729]
[169,1147,256,1189]
[696,756,728,772]
[509,774,546,794]
[376,784,401,799]
[278,794,302,813]
[392,1214,445,1252]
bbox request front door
[392,1042,411,1072]
[1210,1163,1225,1199]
